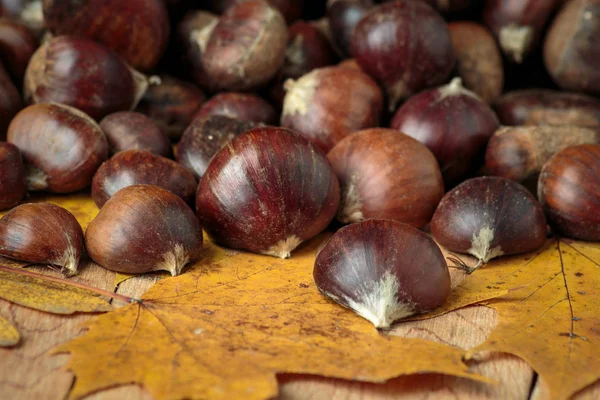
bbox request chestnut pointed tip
[156,244,190,277]
[26,165,49,191]
[467,225,505,265]
[262,236,303,259]
[338,177,365,224]
[58,245,80,277]
[498,24,533,64]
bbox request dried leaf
[0,315,19,347]
[113,273,135,288]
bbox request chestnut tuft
[193,92,277,125]
[0,142,25,210]
[91,150,197,208]
[196,126,340,258]
[352,0,455,110]
[86,184,203,275]
[281,66,383,153]
[327,128,444,228]
[7,103,108,193]
[0,18,38,82]
[538,144,600,241]
[314,219,451,329]
[431,177,548,272]
[0,203,84,276]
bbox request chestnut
[327,128,444,228]
[203,0,288,91]
[352,0,455,110]
[24,36,149,120]
[281,66,383,153]
[86,184,203,275]
[99,112,172,158]
[0,18,37,81]
[544,0,600,95]
[176,115,261,178]
[448,22,504,103]
[209,0,304,24]
[0,203,84,276]
[494,89,600,128]
[538,144,600,241]
[196,126,340,258]
[0,63,23,139]
[91,150,197,208]
[192,92,277,125]
[314,219,451,329]
[327,0,373,57]
[431,177,548,271]
[0,142,25,210]
[42,0,170,71]
[2,1,44,36]
[7,103,108,193]
[390,78,500,185]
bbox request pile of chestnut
[0,0,599,329]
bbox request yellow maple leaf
[0,315,19,347]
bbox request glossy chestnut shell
[0,18,38,81]
[0,142,25,210]
[327,0,373,57]
[0,63,23,139]
[193,92,277,125]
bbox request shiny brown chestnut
[86,184,203,275]
[0,203,84,276]
[0,63,22,139]
[42,0,170,71]
[192,92,277,125]
[0,142,25,210]
[196,126,340,258]
[177,115,261,178]
[390,78,500,185]
[352,0,455,110]
[544,0,600,95]
[7,103,108,193]
[327,0,373,57]
[327,128,444,227]
[203,0,288,91]
[99,112,172,158]
[24,36,149,120]
[431,177,548,272]
[91,150,197,208]
[538,144,600,241]
[281,66,383,153]
[0,18,37,81]
[209,0,304,24]
[314,219,451,329]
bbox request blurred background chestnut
[0,142,25,210]
[100,112,172,158]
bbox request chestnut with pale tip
[0,203,84,276]
[0,142,26,211]
[431,177,548,273]
[314,219,451,329]
[86,184,203,276]
[196,126,340,259]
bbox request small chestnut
[0,18,38,81]
[314,219,451,329]
[0,203,84,276]
[91,150,197,208]
[209,0,304,24]
[7,103,109,193]
[0,142,25,210]
[0,63,23,139]
[196,126,340,258]
[538,144,600,241]
[192,92,277,125]
[327,128,444,228]
[327,0,373,57]
[431,177,548,271]
[99,111,172,158]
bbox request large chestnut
[24,36,149,120]
[327,0,373,57]
[0,63,22,139]
[0,18,37,81]
[281,66,383,153]
[203,0,288,91]
[390,78,500,185]
[7,103,108,193]
[538,144,600,241]
[177,115,260,178]
[352,0,455,110]
[0,203,84,276]
[193,92,277,125]
[196,126,340,258]
[314,219,451,329]
[431,177,547,271]
[86,184,203,275]
[0,142,25,210]
[327,128,444,227]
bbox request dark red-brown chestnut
[281,66,383,153]
[352,0,455,110]
[209,0,304,24]
[0,203,84,276]
[177,115,261,178]
[0,18,38,81]
[203,0,288,91]
[192,92,277,125]
[390,78,500,185]
[196,126,340,258]
[327,0,373,57]
[314,219,451,329]
[327,128,444,227]
[431,177,547,272]
[86,184,203,275]
[24,36,149,120]
[91,150,197,208]
[538,144,600,241]
[99,112,172,158]
[7,103,108,193]
[0,63,23,139]
[0,142,25,210]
